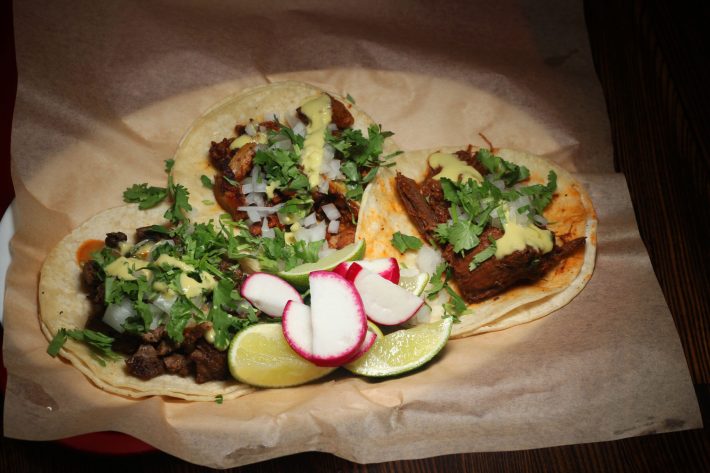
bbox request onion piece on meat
[322,203,341,221]
[328,219,340,234]
[103,298,137,333]
[302,212,318,228]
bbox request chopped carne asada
[395,148,585,303]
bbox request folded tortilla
[356,147,597,338]
[172,80,397,223]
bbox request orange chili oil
[76,239,105,264]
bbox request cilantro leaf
[200,175,214,189]
[48,329,120,366]
[391,232,423,254]
[425,262,449,300]
[469,239,497,271]
[447,220,481,254]
[123,184,168,210]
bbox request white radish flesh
[240,273,302,318]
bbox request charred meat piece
[213,175,248,221]
[189,339,229,383]
[228,142,256,182]
[326,219,356,249]
[181,323,211,354]
[259,120,281,131]
[80,260,105,306]
[329,96,354,129]
[454,145,488,176]
[125,344,166,380]
[419,177,451,224]
[395,173,441,236]
[163,354,192,377]
[296,96,354,130]
[104,232,127,249]
[209,138,236,173]
[135,226,169,242]
[443,233,586,303]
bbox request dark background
[1,0,709,471]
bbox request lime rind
[277,240,366,289]
[228,323,335,388]
[344,317,453,377]
[398,272,430,296]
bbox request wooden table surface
[2,0,709,471]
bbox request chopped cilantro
[215,395,224,404]
[48,329,120,366]
[425,262,449,300]
[469,239,497,271]
[200,175,214,189]
[123,184,168,210]
[391,232,423,254]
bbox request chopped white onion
[322,203,341,220]
[327,123,338,132]
[264,112,278,121]
[261,218,275,238]
[327,219,340,234]
[416,245,443,275]
[245,208,261,223]
[532,214,548,226]
[318,179,330,193]
[323,143,335,161]
[236,204,284,214]
[303,212,318,228]
[251,165,262,186]
[271,138,292,151]
[310,221,327,241]
[102,298,136,334]
[492,179,505,190]
[152,293,177,315]
[253,181,267,193]
[245,121,257,136]
[292,121,307,137]
[245,193,266,207]
[241,183,253,194]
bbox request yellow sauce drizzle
[105,257,150,281]
[429,152,483,182]
[300,94,332,188]
[495,208,553,258]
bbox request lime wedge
[344,317,453,377]
[398,272,430,296]
[278,240,366,289]
[228,323,335,388]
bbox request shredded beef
[454,145,488,176]
[395,166,586,303]
[125,344,165,380]
[104,232,127,249]
[189,339,229,383]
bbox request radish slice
[240,273,302,317]
[282,271,367,367]
[345,263,424,326]
[343,329,377,363]
[334,257,400,284]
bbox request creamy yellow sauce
[429,152,483,182]
[495,208,553,258]
[179,272,217,298]
[300,94,332,188]
[105,257,150,281]
[155,254,195,272]
[230,131,267,150]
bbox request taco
[39,204,257,401]
[172,81,399,255]
[357,146,597,337]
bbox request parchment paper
[4,0,701,468]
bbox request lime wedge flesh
[228,323,335,388]
[398,272,430,296]
[344,317,453,377]
[278,240,366,289]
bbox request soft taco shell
[38,204,254,401]
[172,81,397,223]
[357,147,597,338]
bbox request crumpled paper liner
[4,0,701,468]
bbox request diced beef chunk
[141,325,166,344]
[419,177,452,224]
[125,344,165,380]
[228,142,256,182]
[163,354,192,377]
[329,97,354,130]
[135,226,168,242]
[209,138,235,172]
[80,260,105,306]
[181,323,211,354]
[104,232,127,249]
[189,339,229,383]
[213,175,248,221]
